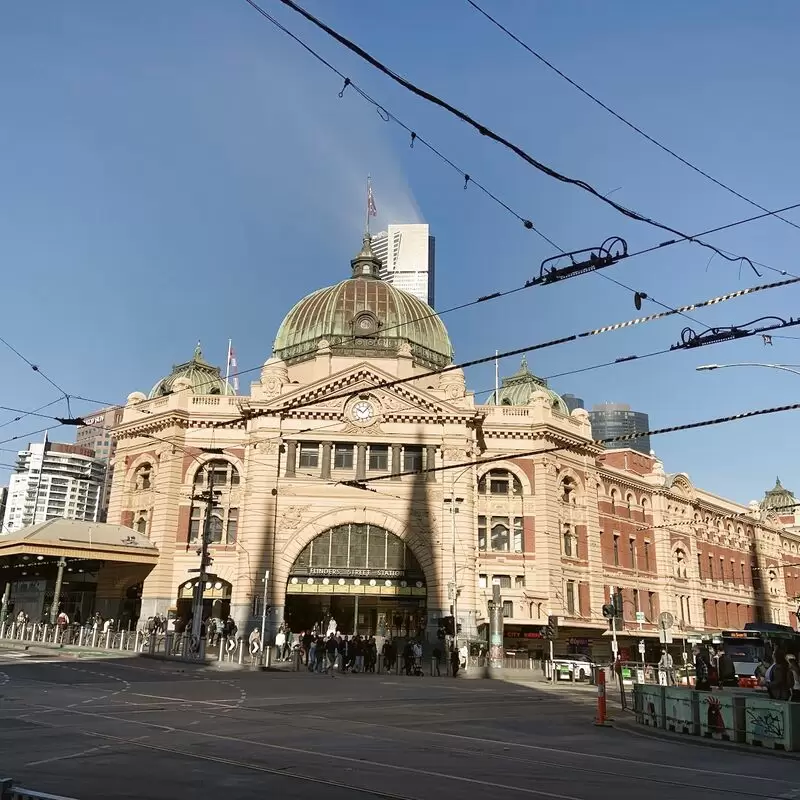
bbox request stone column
[355,443,367,481]
[321,442,332,480]
[284,440,296,477]
[425,446,437,482]
[390,445,402,480]
[49,558,67,625]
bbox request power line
[0,334,73,415]
[343,400,800,487]
[465,0,800,234]
[214,275,800,426]
[0,397,65,431]
[269,0,767,276]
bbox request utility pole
[190,466,218,657]
[489,582,503,670]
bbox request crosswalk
[0,651,63,665]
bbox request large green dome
[272,235,453,369]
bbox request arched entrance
[285,523,427,638]
[175,576,232,623]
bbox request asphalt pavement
[0,650,796,800]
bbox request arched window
[641,497,648,521]
[561,476,577,504]
[134,463,152,491]
[189,460,240,546]
[674,548,687,578]
[626,493,634,512]
[478,469,522,497]
[491,519,510,551]
[610,488,618,514]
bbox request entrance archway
[176,576,232,624]
[285,523,427,638]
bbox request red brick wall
[578,582,591,617]
[175,505,191,544]
[598,451,656,475]
[575,524,587,561]
[522,516,535,553]
[121,510,134,529]
[703,599,717,627]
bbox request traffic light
[441,615,455,636]
[612,590,623,618]
[544,615,558,640]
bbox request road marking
[24,734,149,767]
[131,692,240,708]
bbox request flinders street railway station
[83,235,800,660]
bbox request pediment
[265,362,472,423]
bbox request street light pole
[444,466,470,650]
[696,362,800,379]
[190,468,216,654]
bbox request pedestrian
[658,649,674,686]
[325,633,338,676]
[432,645,442,676]
[275,628,286,662]
[308,636,317,672]
[766,649,792,701]
[354,635,365,673]
[786,654,800,702]
[693,646,711,691]
[450,647,460,678]
[248,627,262,664]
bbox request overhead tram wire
[0,396,65,431]
[213,274,800,427]
[240,0,538,235]
[465,0,800,235]
[269,0,774,276]
[342,400,800,488]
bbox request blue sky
[1,1,799,503]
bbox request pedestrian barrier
[0,778,78,799]
[632,685,800,751]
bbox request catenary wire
[268,0,771,275]
[465,0,800,235]
[346,400,800,486]
[214,275,800,425]
[0,397,65,431]
[60,199,800,422]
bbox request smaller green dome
[149,343,234,398]
[486,356,568,413]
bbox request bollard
[594,669,608,725]
[293,648,301,672]
[135,631,142,651]
[264,645,272,668]
[91,629,99,648]
[149,633,156,655]
[119,631,126,650]
[237,638,244,665]
[105,629,111,649]
[218,638,224,662]
[79,627,85,647]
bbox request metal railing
[0,621,250,664]
[0,778,78,800]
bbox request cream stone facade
[107,236,800,657]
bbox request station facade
[104,236,800,658]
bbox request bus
[721,623,800,681]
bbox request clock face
[352,401,374,422]
[358,317,374,331]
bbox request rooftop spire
[193,341,203,360]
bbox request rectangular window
[613,535,620,566]
[478,516,487,551]
[629,538,636,568]
[515,575,525,589]
[333,444,354,469]
[720,557,725,582]
[678,595,685,622]
[479,574,487,589]
[730,559,736,584]
[226,508,238,543]
[648,591,655,619]
[208,509,223,544]
[566,581,576,615]
[189,505,202,542]
[687,597,692,624]
[368,445,388,471]
[644,541,650,571]
[402,446,423,473]
[298,443,319,469]
[490,474,509,495]
[698,553,703,578]
[563,527,573,558]
[633,588,640,613]
[741,562,746,585]
[495,575,512,589]
[708,554,714,580]
[490,516,510,552]
[513,517,523,553]
[502,601,514,618]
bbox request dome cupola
[149,343,234,398]
[272,236,453,370]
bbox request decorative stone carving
[439,367,466,400]
[442,448,468,462]
[261,357,289,397]
[397,342,412,357]
[126,391,147,405]
[279,506,310,530]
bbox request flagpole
[494,350,500,403]
[225,338,232,385]
[366,175,371,235]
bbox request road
[0,651,796,800]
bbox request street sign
[638,640,646,656]
[635,611,645,623]
[659,611,675,629]
[659,628,674,644]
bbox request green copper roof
[149,343,235,398]
[272,236,453,369]
[486,355,568,413]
